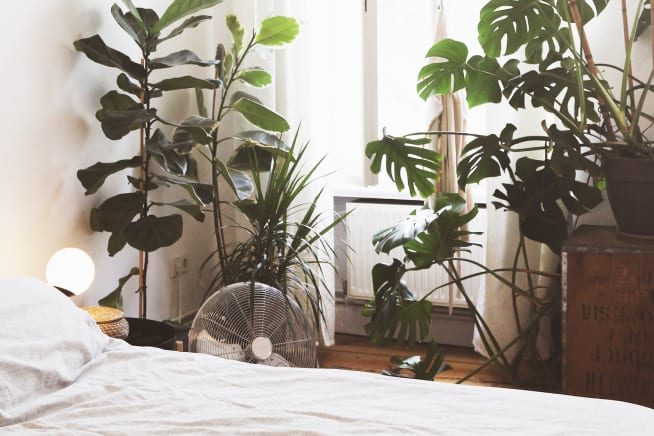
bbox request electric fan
[188,282,318,368]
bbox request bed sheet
[3,338,654,435]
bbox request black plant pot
[604,156,654,238]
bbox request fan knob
[251,336,273,360]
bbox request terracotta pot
[604,156,654,238]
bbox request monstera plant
[74,0,222,317]
[363,0,654,385]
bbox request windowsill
[330,183,422,202]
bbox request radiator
[345,201,485,307]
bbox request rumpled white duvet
[2,278,653,435]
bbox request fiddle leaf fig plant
[74,0,221,317]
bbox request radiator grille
[345,201,485,307]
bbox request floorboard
[318,334,519,388]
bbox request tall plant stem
[622,0,637,115]
[568,0,617,141]
[138,57,147,319]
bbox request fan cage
[189,282,317,368]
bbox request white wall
[0,0,220,320]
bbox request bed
[1,277,653,435]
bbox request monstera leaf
[492,156,602,253]
[372,208,437,255]
[366,134,441,198]
[363,259,433,345]
[457,125,516,190]
[404,194,481,269]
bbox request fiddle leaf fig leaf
[96,91,156,140]
[73,35,146,81]
[158,15,212,43]
[151,76,221,91]
[255,16,299,47]
[150,50,220,69]
[237,68,273,88]
[152,199,205,222]
[116,73,141,97]
[366,135,441,198]
[124,214,183,252]
[232,97,290,132]
[152,0,223,34]
[111,4,146,44]
[418,39,468,99]
[147,129,188,176]
[98,267,139,310]
[93,192,144,233]
[77,156,142,195]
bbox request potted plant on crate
[74,0,221,317]
[364,0,653,385]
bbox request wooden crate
[562,226,654,408]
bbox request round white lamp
[46,248,95,296]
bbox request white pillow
[0,277,109,420]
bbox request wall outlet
[170,256,188,278]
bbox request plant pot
[604,156,654,238]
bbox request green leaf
[116,73,141,97]
[73,35,145,81]
[404,195,481,268]
[237,68,273,88]
[363,259,432,346]
[151,76,221,91]
[417,39,468,99]
[372,208,437,254]
[152,199,205,222]
[93,192,144,233]
[214,158,254,200]
[111,4,146,45]
[158,15,212,43]
[478,0,561,57]
[152,0,223,34]
[195,88,208,118]
[465,55,503,107]
[124,214,184,252]
[155,175,214,205]
[365,135,441,198]
[255,16,299,47]
[226,14,244,55]
[227,130,289,170]
[232,97,290,132]
[150,50,220,69]
[77,156,142,195]
[98,267,139,310]
[147,129,188,176]
[174,115,220,145]
[95,91,156,140]
[384,340,451,380]
[457,128,513,190]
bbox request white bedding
[1,278,653,435]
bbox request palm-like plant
[204,134,347,330]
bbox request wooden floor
[319,334,514,388]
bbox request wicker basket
[82,306,129,339]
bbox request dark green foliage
[74,0,223,315]
[382,340,452,381]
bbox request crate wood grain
[562,225,654,408]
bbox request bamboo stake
[568,0,617,141]
[138,58,145,319]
